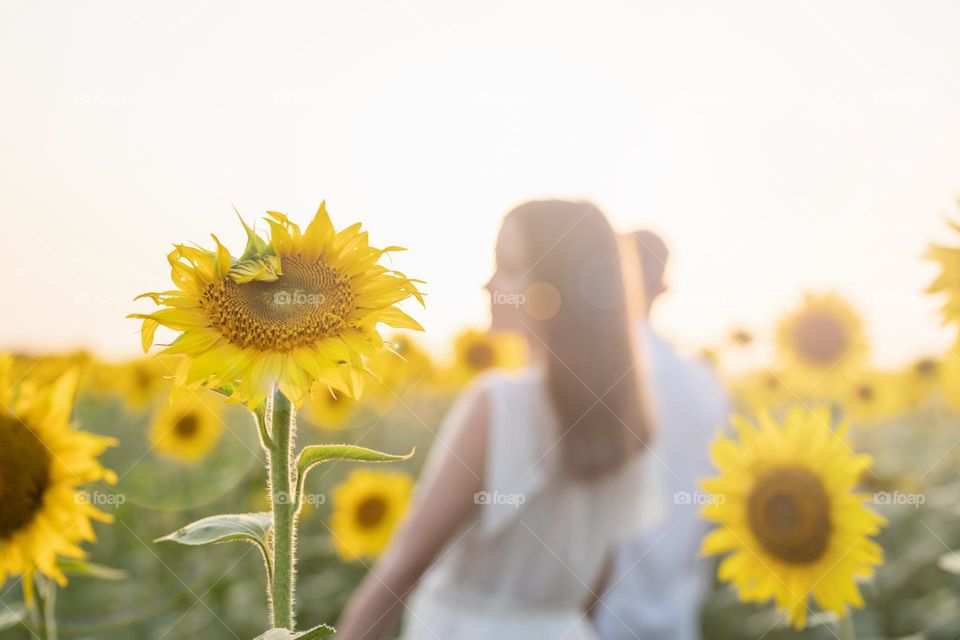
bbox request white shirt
[595,325,731,640]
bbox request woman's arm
[333,386,489,640]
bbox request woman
[334,200,654,640]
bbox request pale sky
[2,1,959,366]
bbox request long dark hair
[505,200,652,479]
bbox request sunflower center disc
[0,416,53,539]
[203,255,355,351]
[132,363,153,391]
[915,359,937,377]
[174,413,200,438]
[356,496,388,528]
[792,312,848,365]
[466,343,495,370]
[747,466,832,564]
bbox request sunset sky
[2,0,959,366]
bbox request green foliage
[157,513,274,580]
[295,444,415,508]
[253,623,335,639]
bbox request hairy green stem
[268,389,296,630]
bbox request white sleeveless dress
[403,369,656,640]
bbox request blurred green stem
[38,575,58,640]
[268,389,296,630]
[837,615,856,640]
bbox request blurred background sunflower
[443,329,526,388]
[775,292,869,392]
[148,390,224,463]
[330,469,413,562]
[0,358,117,593]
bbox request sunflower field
[0,204,958,640]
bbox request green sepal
[236,211,271,261]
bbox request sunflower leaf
[253,625,335,640]
[297,624,336,639]
[156,512,273,547]
[0,605,26,632]
[56,557,127,581]
[156,512,274,578]
[937,550,960,574]
[295,445,414,508]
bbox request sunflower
[10,352,93,389]
[776,293,868,387]
[130,203,424,409]
[381,334,434,390]
[363,333,435,401]
[444,329,526,388]
[901,356,943,408]
[701,406,885,628]
[839,370,904,425]
[733,369,793,414]
[148,389,224,463]
[88,356,179,411]
[330,469,412,561]
[302,387,359,430]
[0,355,118,592]
[729,328,755,348]
[927,216,960,328]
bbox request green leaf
[156,512,273,547]
[56,557,127,581]
[938,550,960,574]
[254,630,295,640]
[156,513,274,578]
[298,624,336,639]
[253,625,335,640]
[295,444,414,507]
[0,605,25,632]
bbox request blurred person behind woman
[334,199,655,640]
[595,230,730,640]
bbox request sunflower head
[0,355,118,588]
[776,293,868,386]
[445,329,526,388]
[130,204,424,409]
[701,406,885,628]
[729,328,754,347]
[330,469,412,561]
[899,356,944,408]
[362,333,436,404]
[927,216,960,328]
[149,390,224,463]
[841,371,905,424]
[733,369,791,413]
[302,387,359,431]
